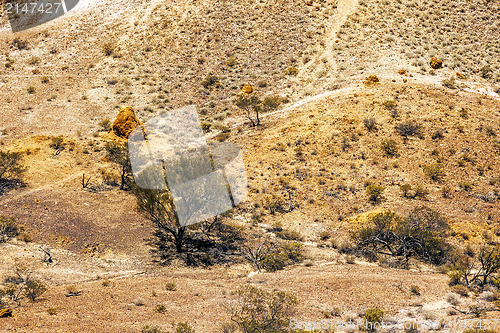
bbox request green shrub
[364,308,384,328]
[366,184,385,202]
[381,139,398,156]
[261,242,304,272]
[424,163,444,181]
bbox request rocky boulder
[430,57,443,69]
[0,308,13,318]
[112,106,141,139]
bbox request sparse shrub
[165,282,177,291]
[17,232,32,243]
[363,308,384,329]
[424,163,444,182]
[262,95,287,111]
[155,304,166,313]
[366,184,385,202]
[431,129,444,140]
[354,207,450,265]
[24,280,47,302]
[409,285,421,296]
[395,121,422,138]
[400,184,412,198]
[27,86,36,94]
[102,42,116,56]
[226,57,237,67]
[201,74,219,88]
[345,255,356,264]
[442,76,457,89]
[442,186,451,198]
[381,139,398,156]
[47,308,57,315]
[275,229,303,241]
[0,216,19,242]
[451,285,469,297]
[12,38,28,50]
[49,136,64,150]
[102,279,110,287]
[414,185,429,199]
[228,286,298,333]
[458,181,472,191]
[363,117,377,131]
[446,293,460,305]
[284,67,299,76]
[142,325,166,333]
[172,322,195,333]
[200,122,211,133]
[382,100,397,109]
[99,119,111,131]
[261,242,304,272]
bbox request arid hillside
[0,0,500,332]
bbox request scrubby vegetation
[352,207,451,265]
[227,285,298,333]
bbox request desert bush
[409,285,421,296]
[155,304,166,313]
[365,75,380,85]
[400,184,412,198]
[200,122,212,133]
[27,86,36,94]
[49,136,64,150]
[142,325,166,333]
[449,244,500,287]
[446,293,460,305]
[102,42,116,56]
[262,95,288,112]
[451,285,469,297]
[99,119,111,132]
[382,100,396,110]
[165,282,177,291]
[381,139,398,156]
[363,308,384,330]
[202,74,219,88]
[24,280,47,302]
[395,121,422,138]
[172,322,195,333]
[228,285,298,333]
[284,67,299,76]
[275,229,303,241]
[413,185,429,199]
[363,117,377,131]
[12,38,28,50]
[234,94,262,127]
[0,216,19,242]
[261,242,304,272]
[366,184,385,202]
[105,141,132,190]
[442,76,457,89]
[353,207,450,265]
[424,163,444,182]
